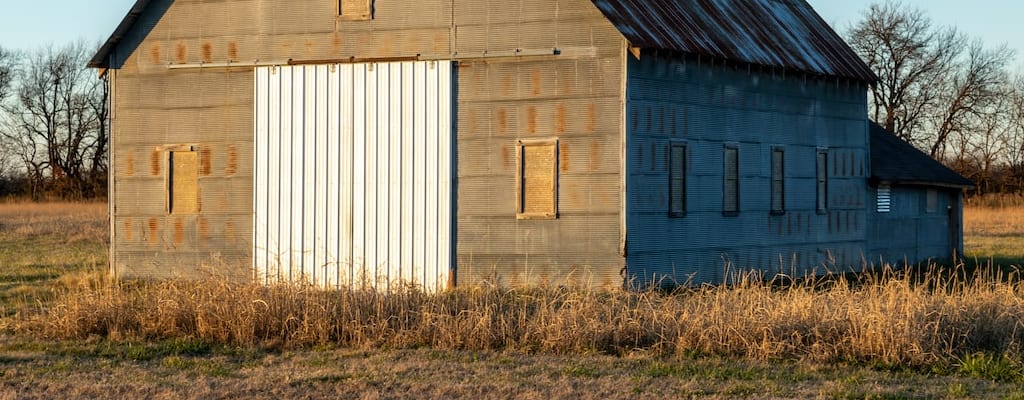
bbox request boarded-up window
[723,145,739,215]
[926,189,938,213]
[169,151,199,214]
[669,142,687,217]
[517,139,558,219]
[339,0,372,20]
[877,185,891,213]
[817,149,829,214]
[771,147,785,215]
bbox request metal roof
[591,0,878,82]
[88,0,151,68]
[870,123,974,189]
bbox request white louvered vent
[877,185,891,213]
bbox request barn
[89,0,968,289]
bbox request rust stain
[225,221,236,243]
[227,42,238,61]
[174,217,185,245]
[589,141,601,172]
[526,106,537,134]
[124,150,135,177]
[378,35,396,56]
[471,67,482,97]
[175,41,187,64]
[201,42,212,63]
[123,218,133,242]
[150,150,161,176]
[560,142,570,172]
[305,39,315,56]
[531,70,542,96]
[147,218,159,245]
[467,110,478,136]
[555,104,566,134]
[200,147,212,176]
[198,217,209,242]
[150,43,162,64]
[332,32,343,53]
[226,145,238,175]
[432,30,447,53]
[501,145,511,170]
[650,142,657,171]
[586,102,597,133]
[496,108,507,134]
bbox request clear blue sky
[0,1,1021,66]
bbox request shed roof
[591,0,878,82]
[870,123,974,189]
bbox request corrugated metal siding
[449,0,627,288]
[591,0,877,82]
[868,187,957,265]
[625,54,870,286]
[110,65,253,280]
[254,61,453,291]
[106,0,628,288]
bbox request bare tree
[928,41,1014,158]
[0,46,14,103]
[0,41,108,199]
[847,1,963,146]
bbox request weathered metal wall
[624,54,870,286]
[452,1,627,288]
[868,187,959,265]
[110,64,254,279]
[253,62,453,291]
[108,0,626,286]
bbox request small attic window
[339,0,373,20]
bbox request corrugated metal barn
[90,0,970,289]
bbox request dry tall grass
[0,201,108,245]
[964,205,1024,237]
[18,266,1024,368]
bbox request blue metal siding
[868,187,958,265]
[624,54,870,286]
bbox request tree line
[0,42,108,200]
[847,1,1024,194]
[0,1,1022,200]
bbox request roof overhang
[87,0,152,68]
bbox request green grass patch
[958,353,1024,383]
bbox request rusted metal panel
[591,0,877,82]
[254,62,453,292]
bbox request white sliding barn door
[254,61,453,292]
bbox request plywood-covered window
[517,139,558,219]
[669,142,687,217]
[339,0,372,20]
[169,151,199,214]
[723,145,739,215]
[770,147,785,215]
[816,149,829,214]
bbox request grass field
[2,202,1024,398]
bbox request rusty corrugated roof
[591,0,878,82]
